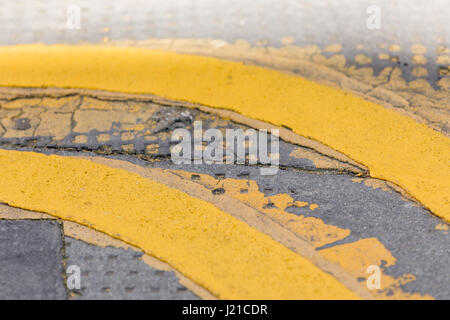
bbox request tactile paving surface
[65,237,200,300]
[0,0,448,85]
[0,220,66,299]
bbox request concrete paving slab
[0,220,66,299]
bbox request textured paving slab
[65,237,200,300]
[0,220,66,299]
[0,0,448,81]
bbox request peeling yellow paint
[281,37,295,45]
[412,67,428,77]
[437,46,450,54]
[0,45,448,221]
[437,55,450,65]
[2,98,41,109]
[435,223,449,231]
[0,203,218,300]
[121,143,134,152]
[106,38,449,134]
[121,131,135,140]
[35,111,72,141]
[412,55,427,65]
[319,238,432,299]
[39,96,81,110]
[438,78,450,90]
[355,54,372,65]
[170,170,350,248]
[411,44,427,55]
[96,133,110,142]
[389,44,401,52]
[289,147,358,172]
[73,135,88,144]
[145,143,159,154]
[80,96,126,111]
[0,149,359,300]
[324,44,342,53]
[352,178,391,193]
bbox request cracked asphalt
[0,88,448,299]
[0,0,448,300]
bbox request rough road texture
[0,0,448,300]
[0,92,366,175]
[1,0,448,86]
[65,237,199,300]
[0,1,448,134]
[0,220,66,299]
[0,92,448,299]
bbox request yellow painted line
[0,149,358,299]
[0,45,448,221]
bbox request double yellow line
[0,44,448,299]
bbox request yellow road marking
[320,238,432,299]
[0,149,359,299]
[170,169,351,249]
[166,169,434,299]
[0,203,218,300]
[0,45,448,221]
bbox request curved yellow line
[0,45,448,221]
[0,149,358,299]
